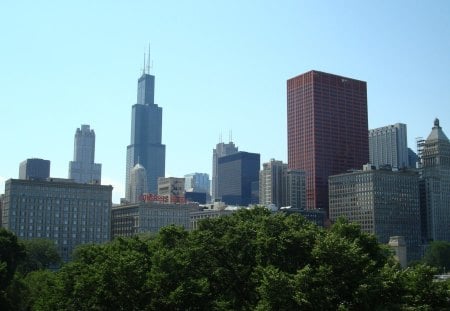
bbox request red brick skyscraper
[287,70,369,212]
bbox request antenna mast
[147,43,151,74]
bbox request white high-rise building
[129,163,148,203]
[369,123,409,169]
[69,125,102,183]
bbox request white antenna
[143,52,146,75]
[147,43,151,74]
[229,130,233,143]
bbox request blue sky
[1,1,449,203]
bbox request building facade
[19,158,50,180]
[421,119,450,242]
[2,178,112,261]
[126,69,166,198]
[259,159,287,208]
[69,125,102,184]
[285,169,307,210]
[369,123,409,169]
[287,70,369,211]
[217,151,260,206]
[111,202,198,238]
[212,141,238,201]
[157,177,185,203]
[329,165,421,261]
[184,173,210,194]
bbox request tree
[423,240,450,272]
[19,238,61,274]
[0,228,25,310]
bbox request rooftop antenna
[219,133,223,143]
[229,130,233,143]
[147,43,151,74]
[143,51,146,75]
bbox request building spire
[143,52,146,75]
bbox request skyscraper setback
[287,70,369,211]
[126,66,166,199]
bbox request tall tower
[126,62,166,200]
[212,141,238,201]
[369,123,409,169]
[69,125,102,184]
[287,70,368,211]
[421,118,450,242]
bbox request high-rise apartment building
[212,141,238,201]
[259,159,287,208]
[285,169,307,210]
[19,158,50,180]
[369,123,409,169]
[129,163,148,204]
[69,125,102,184]
[287,70,368,211]
[329,165,421,261]
[126,67,166,199]
[2,178,112,261]
[421,119,450,242]
[217,151,260,206]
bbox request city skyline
[1,1,449,203]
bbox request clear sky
[1,1,449,203]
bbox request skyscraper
[211,141,238,201]
[217,151,260,206]
[421,119,450,242]
[126,66,166,199]
[369,123,409,169]
[19,158,50,180]
[69,125,102,184]
[287,70,369,211]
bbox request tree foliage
[423,240,450,272]
[19,239,61,274]
[8,207,450,310]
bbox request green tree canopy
[423,240,450,272]
[19,239,61,274]
[19,207,450,310]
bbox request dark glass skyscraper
[217,151,260,206]
[126,70,165,200]
[287,70,368,212]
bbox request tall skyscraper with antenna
[211,133,238,202]
[125,52,165,200]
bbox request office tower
[2,178,112,261]
[69,125,102,184]
[212,141,238,201]
[129,163,148,203]
[329,165,421,261]
[287,70,368,211]
[421,119,450,242]
[184,173,210,193]
[126,65,166,199]
[369,123,409,169]
[157,177,185,203]
[19,158,50,180]
[217,151,260,206]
